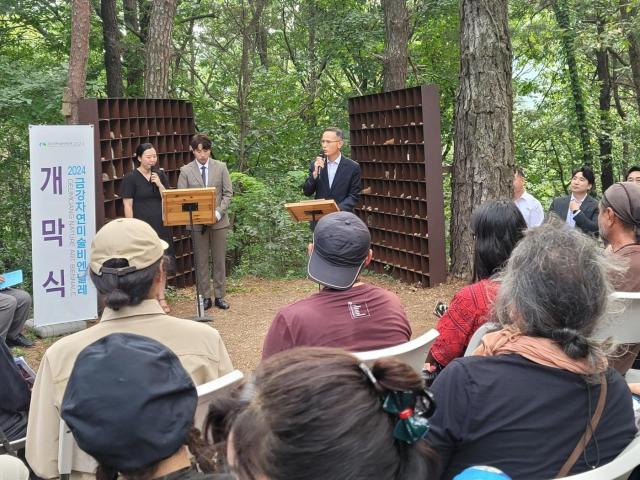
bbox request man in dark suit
[177,134,233,310]
[303,127,361,214]
[548,166,599,236]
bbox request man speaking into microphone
[303,127,361,215]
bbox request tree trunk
[303,0,319,127]
[596,19,613,191]
[612,56,630,176]
[381,0,409,92]
[144,0,177,98]
[237,2,251,172]
[251,0,268,67]
[101,0,124,97]
[236,0,265,172]
[619,1,640,115]
[552,0,592,166]
[63,0,91,124]
[450,0,514,278]
[123,0,144,95]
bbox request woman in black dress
[121,143,175,313]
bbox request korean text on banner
[29,125,98,326]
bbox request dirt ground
[20,274,464,373]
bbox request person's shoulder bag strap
[556,373,607,478]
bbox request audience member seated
[262,212,411,359]
[61,333,232,480]
[599,181,640,373]
[0,454,29,480]
[627,165,640,184]
[549,165,599,235]
[427,223,637,480]
[425,200,526,374]
[0,277,32,348]
[206,347,437,479]
[26,218,233,480]
[0,339,30,443]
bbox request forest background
[2,0,640,288]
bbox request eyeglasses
[320,139,341,145]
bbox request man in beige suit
[177,133,233,309]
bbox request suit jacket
[303,155,361,212]
[549,194,599,235]
[177,159,233,231]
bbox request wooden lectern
[284,199,339,225]
[162,188,216,321]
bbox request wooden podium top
[284,199,339,222]
[162,188,216,226]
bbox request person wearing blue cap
[61,333,232,480]
[262,212,411,359]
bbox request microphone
[316,152,326,178]
[150,166,163,191]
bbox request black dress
[120,169,175,258]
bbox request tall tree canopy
[2,0,640,282]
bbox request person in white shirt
[513,167,543,227]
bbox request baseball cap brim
[308,249,365,290]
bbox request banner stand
[29,125,98,329]
[26,319,87,338]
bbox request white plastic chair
[552,435,640,480]
[58,420,73,480]
[596,292,640,383]
[355,329,439,371]
[194,369,244,431]
[0,436,26,455]
[57,369,245,479]
[464,322,498,357]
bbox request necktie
[201,165,206,186]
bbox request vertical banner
[29,125,98,326]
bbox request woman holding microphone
[121,143,175,313]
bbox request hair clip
[358,362,378,387]
[238,378,257,404]
[383,389,436,444]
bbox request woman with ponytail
[426,222,636,479]
[204,347,438,480]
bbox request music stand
[284,199,339,225]
[163,187,216,322]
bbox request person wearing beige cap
[25,218,233,480]
[599,181,640,374]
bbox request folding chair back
[553,435,640,480]
[355,329,439,372]
[464,323,499,357]
[194,370,244,432]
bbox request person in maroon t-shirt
[262,212,411,359]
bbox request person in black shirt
[121,143,175,313]
[0,339,30,442]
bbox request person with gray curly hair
[426,223,636,480]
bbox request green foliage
[0,16,67,291]
[6,0,640,281]
[228,170,310,278]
